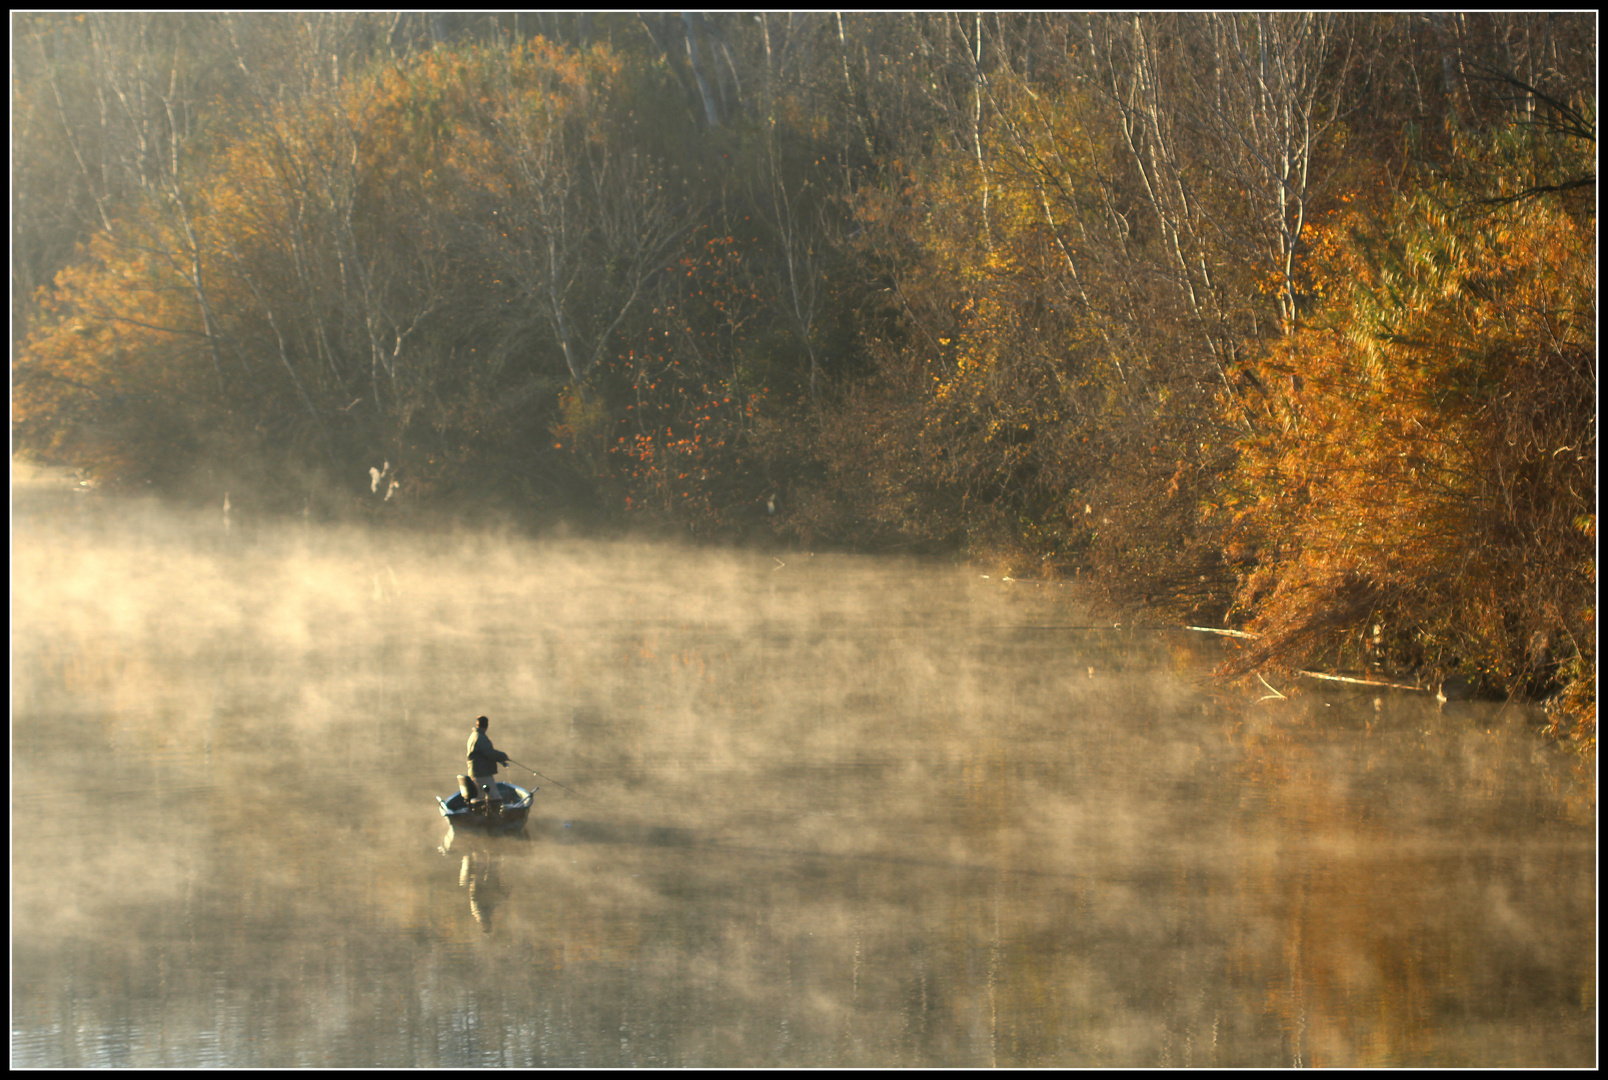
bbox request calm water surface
[11,488,1596,1066]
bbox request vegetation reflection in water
[10,495,1594,1067]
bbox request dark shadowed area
[11,467,1595,1067]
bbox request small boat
[437,775,536,832]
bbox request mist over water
[11,473,1595,1067]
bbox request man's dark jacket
[467,729,508,778]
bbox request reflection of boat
[436,775,536,833]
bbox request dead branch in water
[1186,625,1431,692]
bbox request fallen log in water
[1185,625,1258,639]
[1292,669,1428,692]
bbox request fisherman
[466,715,510,808]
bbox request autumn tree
[1219,115,1594,722]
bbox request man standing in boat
[467,715,510,807]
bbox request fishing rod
[505,758,590,802]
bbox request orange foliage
[594,229,772,532]
[1221,128,1594,721]
[14,221,230,486]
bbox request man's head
[476,715,489,731]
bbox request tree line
[12,13,1595,744]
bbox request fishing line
[506,758,592,802]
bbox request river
[10,481,1596,1066]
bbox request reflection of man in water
[467,715,509,806]
[460,852,504,933]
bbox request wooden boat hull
[437,781,535,832]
